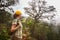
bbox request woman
[10,10,23,40]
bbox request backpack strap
[16,19,19,26]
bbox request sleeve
[12,19,18,25]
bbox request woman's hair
[13,13,20,19]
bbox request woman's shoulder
[12,19,18,23]
[13,19,18,21]
[12,19,18,24]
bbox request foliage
[24,0,58,40]
[0,0,19,7]
[0,0,19,13]
[0,0,59,40]
[0,9,12,40]
[24,0,56,21]
[0,24,10,40]
[22,17,60,40]
[0,10,12,24]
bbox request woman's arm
[10,24,20,32]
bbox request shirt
[12,19,23,39]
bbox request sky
[45,0,60,23]
[12,0,60,23]
[46,0,60,24]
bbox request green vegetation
[0,12,60,40]
[0,0,60,40]
[22,17,60,40]
[0,10,12,40]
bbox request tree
[0,10,12,24]
[24,0,56,22]
[0,10,12,40]
[0,0,19,40]
[0,0,19,12]
[0,0,19,7]
[24,0,56,40]
[22,17,59,40]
